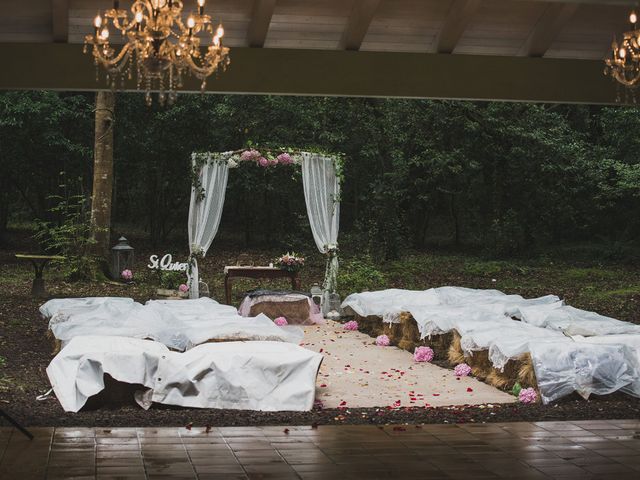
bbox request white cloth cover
[341,287,560,338]
[573,335,640,398]
[40,297,134,319]
[301,153,340,294]
[188,154,230,298]
[529,340,637,404]
[47,336,323,412]
[42,297,303,351]
[460,322,566,370]
[519,303,640,336]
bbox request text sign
[148,254,189,272]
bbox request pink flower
[277,153,292,165]
[519,387,538,404]
[343,320,359,331]
[376,334,390,346]
[258,156,269,167]
[241,149,261,161]
[274,316,288,326]
[178,283,189,293]
[454,363,472,377]
[268,157,278,166]
[414,346,434,363]
[121,269,133,281]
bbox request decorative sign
[148,254,189,272]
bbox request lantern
[310,283,323,306]
[110,236,134,280]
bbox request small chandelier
[605,9,640,100]
[84,0,230,106]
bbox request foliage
[338,257,387,296]
[155,270,187,290]
[3,92,640,263]
[33,176,99,281]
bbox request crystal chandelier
[605,10,640,100]
[84,0,230,106]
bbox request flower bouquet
[276,252,305,272]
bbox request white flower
[227,158,238,168]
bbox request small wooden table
[224,266,301,305]
[15,254,65,297]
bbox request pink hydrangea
[414,346,434,363]
[258,156,269,167]
[519,387,538,404]
[376,334,390,346]
[277,153,292,165]
[241,149,261,161]
[121,269,133,281]
[343,320,359,331]
[274,316,288,326]
[454,363,472,377]
[178,283,189,293]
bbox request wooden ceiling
[0,0,632,59]
[0,0,635,103]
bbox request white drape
[301,153,340,294]
[188,154,229,298]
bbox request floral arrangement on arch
[276,252,305,272]
[229,149,298,169]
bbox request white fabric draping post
[301,153,340,296]
[187,154,229,299]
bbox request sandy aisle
[302,320,515,409]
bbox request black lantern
[110,236,134,280]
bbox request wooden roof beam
[247,0,276,48]
[436,0,482,54]
[341,0,381,51]
[51,0,69,43]
[519,3,579,57]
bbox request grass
[1,240,639,323]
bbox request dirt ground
[1,233,640,428]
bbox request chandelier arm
[93,43,132,70]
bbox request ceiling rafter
[247,0,276,48]
[519,3,579,57]
[341,0,381,51]
[436,0,482,54]
[51,0,69,43]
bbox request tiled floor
[1,420,639,479]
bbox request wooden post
[90,90,115,257]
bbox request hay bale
[249,298,310,324]
[354,314,385,337]
[397,312,422,352]
[447,331,466,365]
[517,353,538,389]
[467,350,492,381]
[383,322,402,345]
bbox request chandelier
[84,0,230,106]
[605,10,640,100]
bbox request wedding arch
[187,148,342,301]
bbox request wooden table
[15,254,65,297]
[224,266,301,305]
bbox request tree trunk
[90,91,115,257]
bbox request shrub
[338,257,387,296]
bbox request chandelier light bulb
[94,15,102,28]
[216,24,224,37]
[187,16,196,29]
[620,47,627,58]
[631,11,638,24]
[198,0,206,7]
[135,11,143,23]
[213,35,220,46]
[100,28,109,40]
